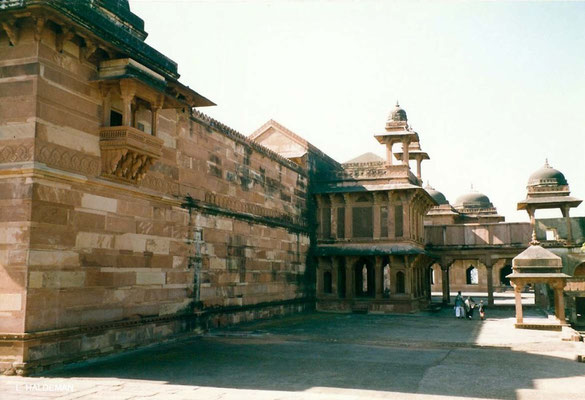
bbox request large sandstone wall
[0,16,312,373]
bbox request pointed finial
[544,158,550,168]
[470,183,474,191]
[396,100,400,107]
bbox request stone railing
[99,126,163,183]
[425,222,531,247]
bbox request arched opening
[500,265,513,286]
[337,260,346,298]
[354,258,374,297]
[430,267,435,285]
[323,271,332,294]
[383,264,391,297]
[466,266,479,285]
[573,263,585,277]
[396,271,405,294]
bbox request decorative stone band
[527,185,570,193]
[99,126,163,183]
[0,143,34,163]
[330,163,412,181]
[204,191,305,226]
[183,193,309,233]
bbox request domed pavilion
[518,160,582,243]
[453,187,504,223]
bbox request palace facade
[0,0,583,376]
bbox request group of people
[454,291,485,320]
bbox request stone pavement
[1,307,584,400]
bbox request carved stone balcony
[99,126,163,183]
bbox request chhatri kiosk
[509,161,581,328]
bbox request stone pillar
[402,138,410,165]
[345,257,354,299]
[441,263,451,304]
[343,193,352,239]
[151,106,160,136]
[331,257,339,298]
[100,86,112,126]
[386,143,393,165]
[316,257,323,297]
[119,80,136,127]
[527,206,537,243]
[513,282,523,324]
[375,256,383,300]
[404,255,412,296]
[553,282,566,323]
[415,155,422,179]
[329,194,337,240]
[373,194,381,239]
[484,258,495,307]
[403,199,411,239]
[561,205,574,244]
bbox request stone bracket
[99,126,163,183]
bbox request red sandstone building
[0,0,583,375]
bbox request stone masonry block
[29,250,79,266]
[76,232,114,249]
[0,294,22,311]
[136,271,166,285]
[81,194,117,213]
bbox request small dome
[527,160,568,187]
[425,184,449,205]
[454,190,493,209]
[388,101,407,122]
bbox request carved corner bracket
[99,126,163,183]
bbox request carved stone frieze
[0,143,34,163]
[141,173,180,196]
[99,126,163,183]
[36,142,100,176]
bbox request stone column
[316,257,323,297]
[561,205,574,244]
[415,155,422,179]
[331,257,339,297]
[441,262,451,304]
[100,86,112,126]
[343,193,353,239]
[386,143,393,165]
[484,257,495,307]
[401,138,410,165]
[373,194,382,239]
[527,206,537,243]
[403,199,411,239]
[345,257,354,299]
[375,256,383,300]
[513,282,524,324]
[151,106,160,136]
[553,281,566,323]
[329,194,337,240]
[404,255,412,296]
[119,80,136,127]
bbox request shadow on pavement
[41,311,585,400]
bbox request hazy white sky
[129,0,585,222]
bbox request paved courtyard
[2,307,584,400]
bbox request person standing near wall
[455,291,465,318]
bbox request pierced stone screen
[352,206,373,238]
